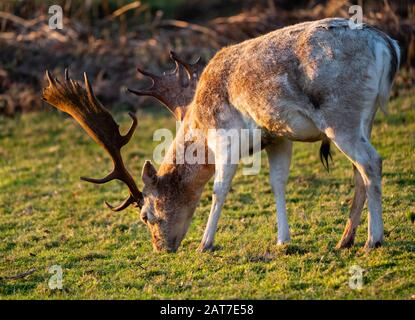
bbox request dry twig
[0,268,37,281]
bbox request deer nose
[166,236,181,253]
[166,247,177,253]
[152,242,177,253]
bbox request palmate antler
[42,69,143,211]
[169,51,203,80]
[128,51,204,120]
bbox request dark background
[0,0,413,115]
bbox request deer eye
[141,207,160,225]
[140,210,149,224]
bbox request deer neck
[157,117,215,197]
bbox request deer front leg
[198,136,238,252]
[198,163,238,252]
[266,139,292,244]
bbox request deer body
[43,18,399,253]
[147,18,400,251]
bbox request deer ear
[174,107,185,121]
[142,160,158,186]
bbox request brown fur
[140,18,399,252]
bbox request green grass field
[0,89,414,300]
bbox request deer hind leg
[329,132,383,250]
[336,110,375,249]
[336,165,366,248]
[266,138,292,244]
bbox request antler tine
[171,59,179,74]
[169,51,201,79]
[121,112,138,146]
[105,195,136,212]
[127,67,169,103]
[126,87,156,97]
[136,67,160,80]
[127,67,161,97]
[42,70,144,211]
[128,56,184,98]
[83,72,97,103]
[80,171,117,184]
[45,70,57,87]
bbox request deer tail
[319,137,333,172]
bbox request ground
[0,89,414,299]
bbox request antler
[169,51,203,80]
[128,63,181,109]
[42,69,144,211]
[127,51,204,120]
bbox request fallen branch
[110,1,142,19]
[97,1,148,28]
[0,11,30,28]
[157,19,222,47]
[157,19,219,39]
[1,268,37,280]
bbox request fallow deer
[43,18,400,252]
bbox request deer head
[42,53,207,252]
[126,52,211,252]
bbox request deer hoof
[197,242,214,252]
[336,237,355,249]
[277,237,291,245]
[363,239,383,252]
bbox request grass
[0,90,414,300]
